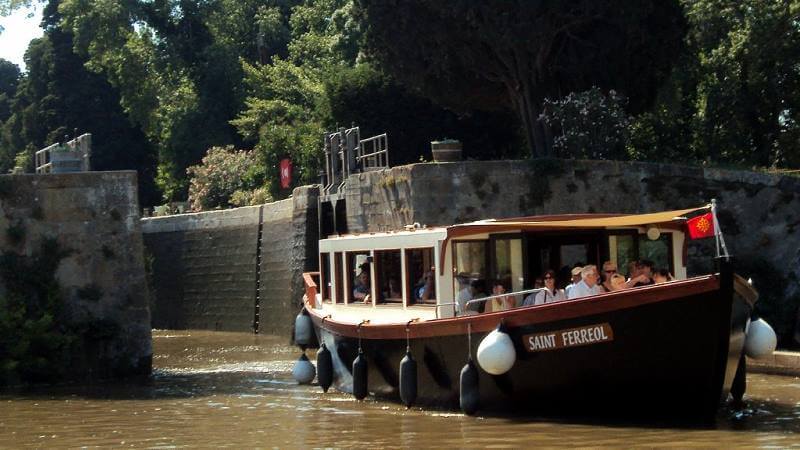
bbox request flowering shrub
[187,146,267,211]
[540,88,631,160]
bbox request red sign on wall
[279,158,292,189]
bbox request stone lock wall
[141,186,318,335]
[0,171,152,380]
[343,159,800,343]
[141,160,799,343]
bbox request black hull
[311,268,750,419]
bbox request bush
[187,146,265,211]
[541,87,630,160]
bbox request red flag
[279,158,292,189]
[687,212,715,239]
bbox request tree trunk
[509,83,549,158]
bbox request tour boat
[296,204,766,419]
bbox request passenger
[384,277,402,300]
[633,260,655,287]
[567,265,604,299]
[564,266,583,298]
[627,260,639,279]
[469,279,488,313]
[653,268,673,284]
[609,273,628,291]
[534,277,544,289]
[455,274,474,313]
[353,270,371,302]
[523,270,566,306]
[416,267,436,301]
[600,261,618,292]
[485,279,515,312]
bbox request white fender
[292,354,316,384]
[294,311,313,346]
[745,318,777,359]
[476,328,516,375]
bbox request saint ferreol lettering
[523,323,614,353]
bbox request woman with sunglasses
[523,269,565,306]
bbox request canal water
[2,330,799,448]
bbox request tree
[232,0,360,197]
[0,59,20,122]
[1,0,159,203]
[684,0,800,168]
[357,0,687,158]
[58,0,299,201]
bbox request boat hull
[309,268,751,419]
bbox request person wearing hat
[567,265,604,299]
[564,265,583,298]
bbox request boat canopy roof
[438,205,709,274]
[445,205,709,240]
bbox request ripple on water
[1,331,798,448]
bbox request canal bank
[749,351,800,376]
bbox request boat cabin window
[492,237,524,294]
[375,250,402,303]
[609,232,674,277]
[638,233,674,275]
[525,233,601,289]
[346,251,371,303]
[333,252,344,303]
[319,252,331,301]
[405,247,436,305]
[453,241,489,312]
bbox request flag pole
[710,198,730,260]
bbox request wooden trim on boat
[303,273,721,340]
[303,271,319,304]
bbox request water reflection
[1,330,798,447]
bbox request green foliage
[187,145,267,211]
[1,3,159,204]
[541,88,630,160]
[232,0,359,199]
[682,0,800,169]
[358,0,687,157]
[0,238,74,385]
[323,63,523,165]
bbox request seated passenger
[564,266,583,298]
[384,277,402,300]
[524,270,566,306]
[567,265,604,299]
[653,268,673,284]
[485,279,515,312]
[632,260,655,287]
[415,267,435,301]
[353,270,371,302]
[600,261,618,292]
[609,273,628,291]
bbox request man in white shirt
[564,266,583,298]
[567,265,604,299]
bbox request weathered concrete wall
[0,171,152,380]
[141,186,318,335]
[343,159,800,342]
[142,206,260,331]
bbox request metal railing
[322,126,390,195]
[437,287,547,318]
[357,133,389,171]
[35,133,92,174]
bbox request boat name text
[523,323,614,352]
